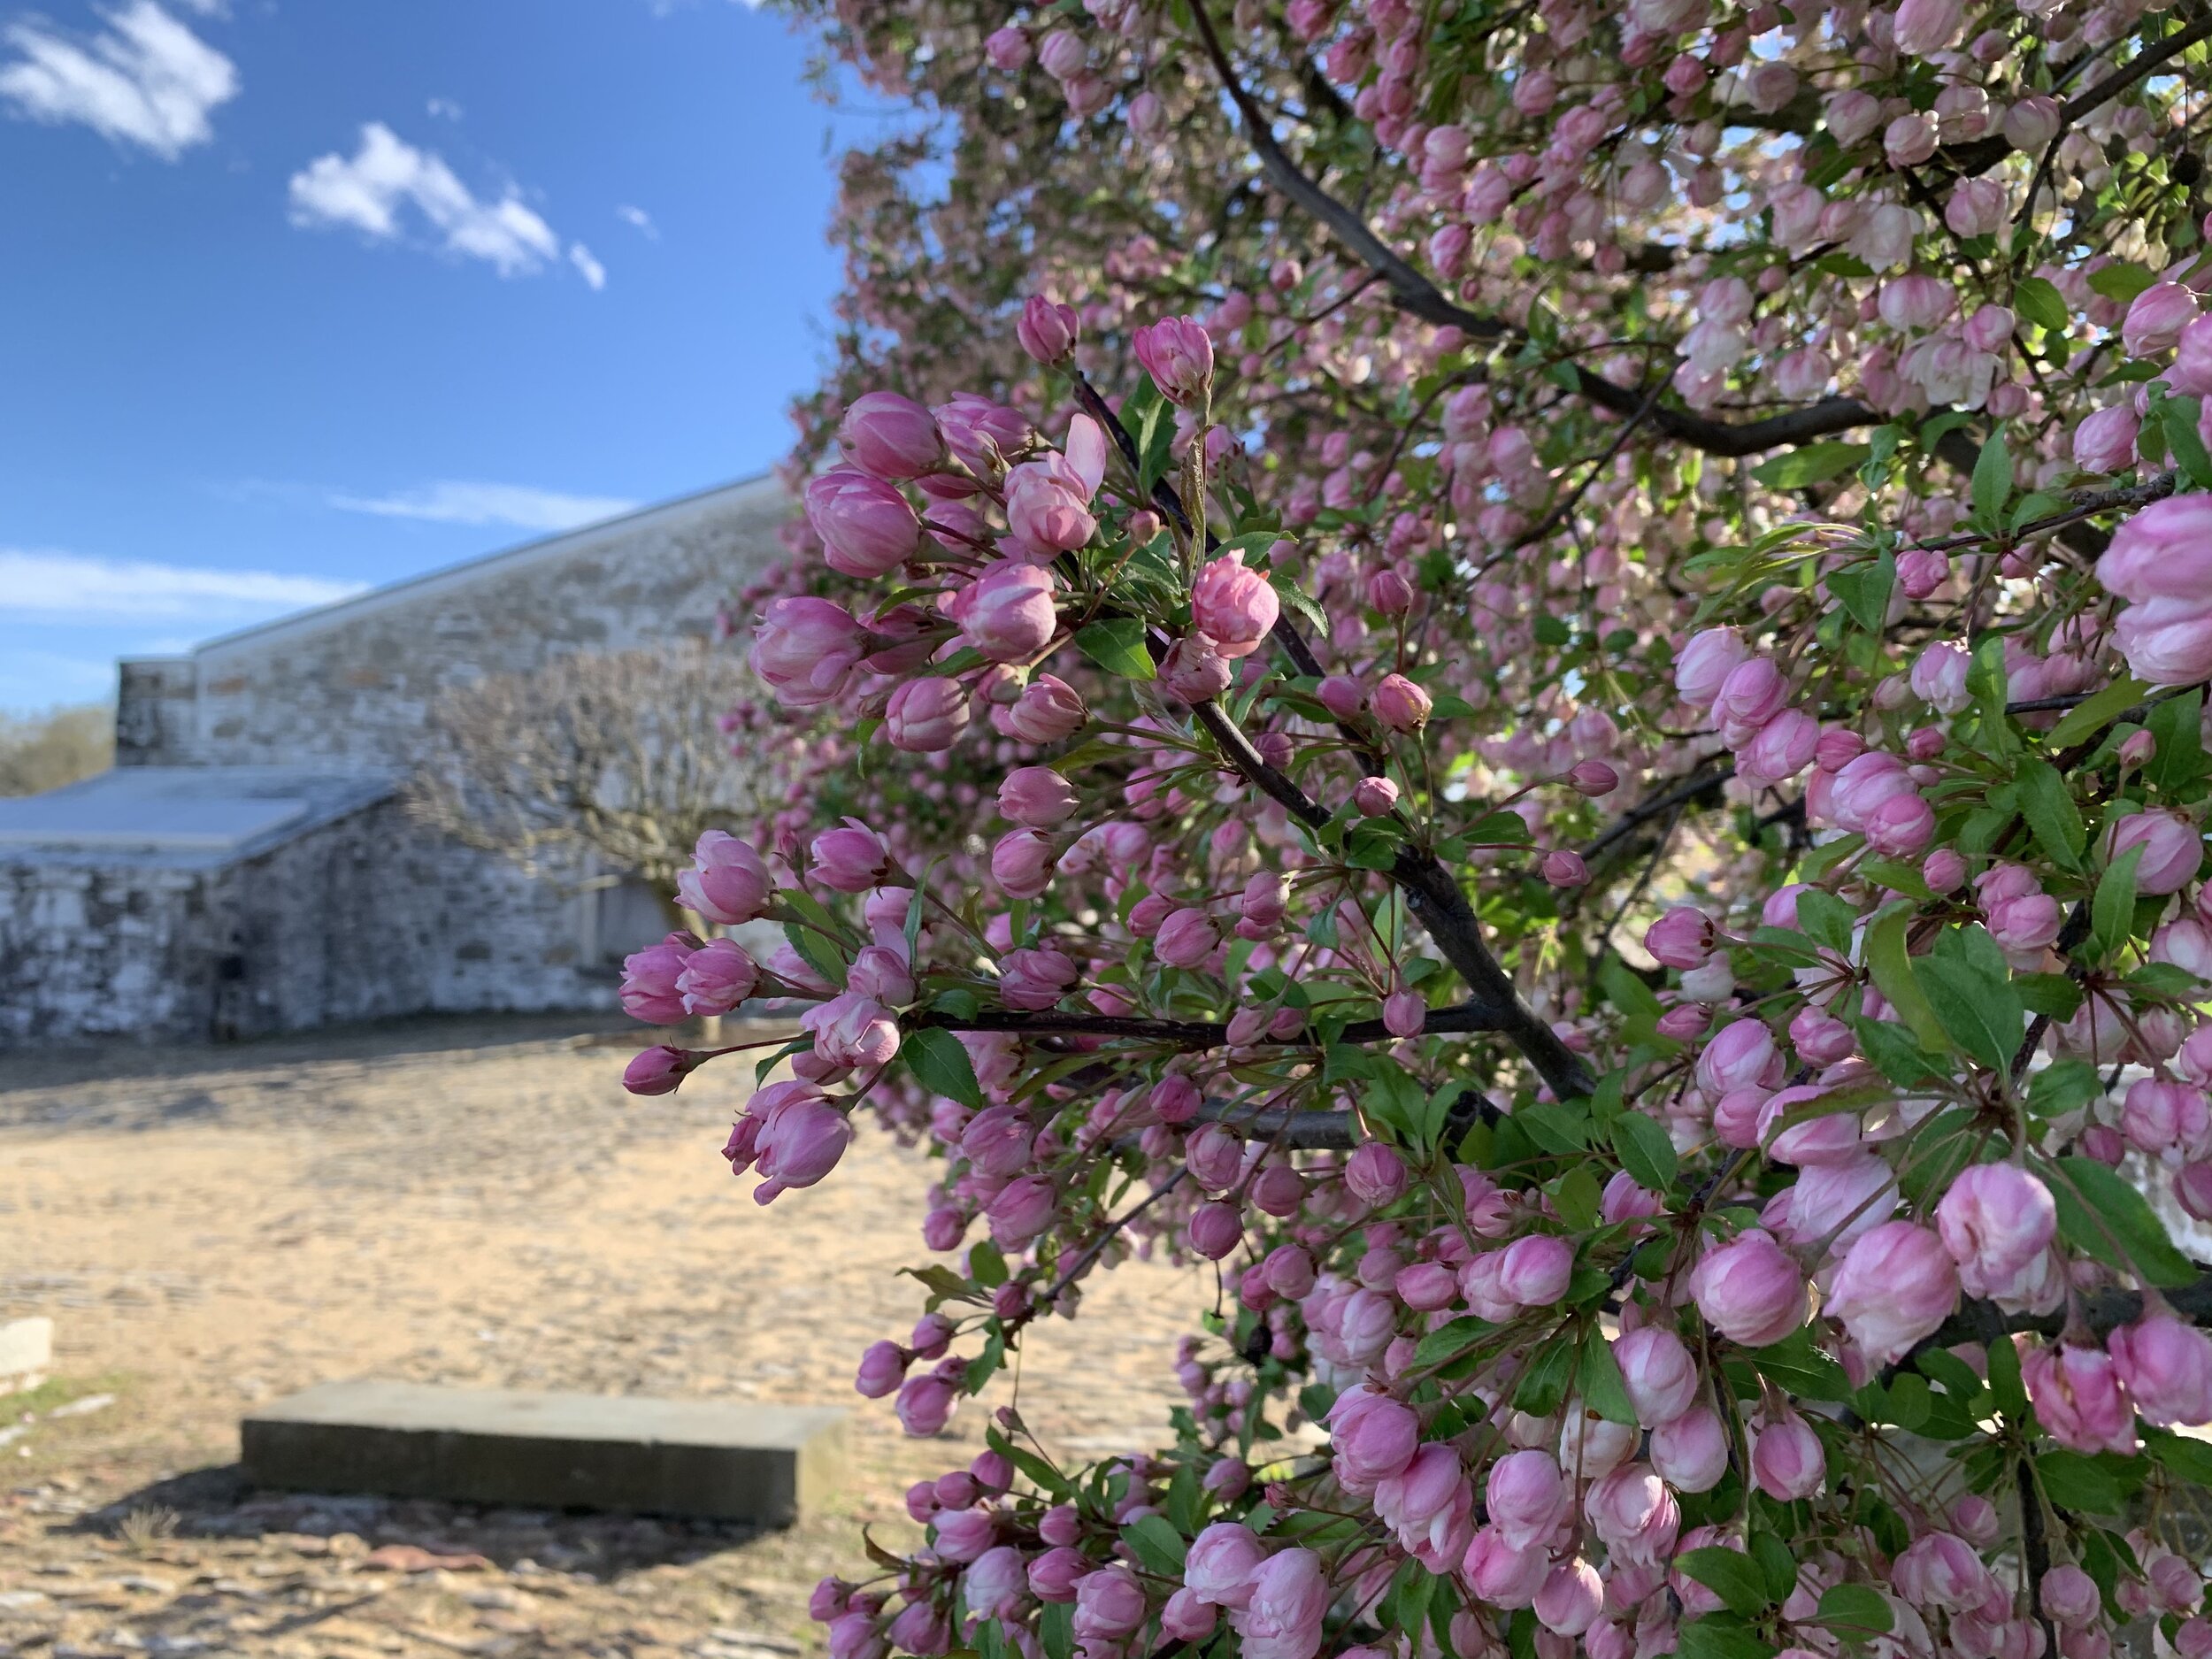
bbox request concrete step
[242,1379,845,1525]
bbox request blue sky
[0,0,874,712]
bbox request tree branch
[1939,11,2212,176]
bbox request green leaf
[1854,1017,1947,1087]
[1750,1534,1797,1605]
[2027,1057,2102,1116]
[1752,442,1870,490]
[1677,1551,1772,1620]
[1676,1617,1776,1659]
[968,1240,1008,1289]
[2015,276,2070,333]
[1866,909,1947,1052]
[1986,1325,2027,1418]
[2147,1425,2212,1486]
[1039,1602,1074,1659]
[2091,842,2144,963]
[1578,1333,1640,1426]
[1971,434,2014,527]
[1119,1514,1188,1577]
[1746,1326,1854,1402]
[1072,618,1156,680]
[784,919,850,991]
[1611,1111,1679,1193]
[2047,1156,2199,1287]
[1913,926,2023,1073]
[1816,1585,1894,1636]
[2036,1450,2130,1515]
[1271,574,1329,639]
[902,1025,985,1109]
[1826,550,1896,634]
[2148,687,2208,794]
[2161,397,2212,491]
[1512,1337,1575,1417]
[2018,757,2086,870]
[2087,263,2159,304]
[2045,676,2154,748]
[1795,887,1858,954]
[1600,955,1666,1026]
[1413,1315,1494,1371]
[2016,973,2085,1019]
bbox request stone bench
[242,1380,845,1525]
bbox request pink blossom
[620,933,695,1024]
[677,832,772,926]
[1372,672,1433,732]
[1003,419,1107,553]
[1646,907,1719,970]
[1690,1229,1809,1347]
[1352,775,1400,816]
[989,828,1058,898]
[1674,626,1748,705]
[678,939,758,1018]
[1072,1566,1148,1642]
[987,1173,1057,1248]
[1750,1408,1824,1500]
[949,561,1059,663]
[885,675,972,751]
[1230,1548,1327,1659]
[2025,1341,2137,1454]
[624,1045,694,1096]
[1697,1018,1778,1097]
[2123,282,2200,357]
[811,819,893,892]
[1935,1164,2056,1294]
[1535,1558,1605,1637]
[751,596,867,710]
[1463,1527,1548,1608]
[1828,1221,1958,1363]
[1651,1405,1729,1491]
[1017,296,1079,365]
[804,469,919,578]
[1155,906,1220,969]
[2109,1314,2212,1427]
[2108,810,2202,895]
[1542,849,1589,887]
[1346,1141,1410,1207]
[1582,1463,1679,1565]
[1007,673,1087,742]
[1133,316,1216,405]
[1191,549,1279,658]
[1498,1233,1573,1304]
[1614,1325,1699,1426]
[752,1093,852,1200]
[1487,1448,1571,1548]
[1327,1387,1419,1490]
[1000,765,1080,827]
[839,392,944,480]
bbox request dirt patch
[0,1018,1204,1659]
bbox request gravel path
[0,1018,1204,1659]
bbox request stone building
[0,475,788,1045]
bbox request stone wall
[0,801,642,1045]
[118,477,789,772]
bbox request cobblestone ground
[0,1018,1208,1659]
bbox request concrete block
[0,1317,51,1394]
[242,1380,845,1525]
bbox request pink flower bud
[1828,1221,1959,1364]
[1396,1261,1458,1310]
[1615,1325,1700,1427]
[989,827,1058,899]
[1675,626,1750,706]
[998,944,1077,1010]
[1346,1141,1410,1207]
[1150,1073,1201,1125]
[1353,775,1401,816]
[2042,1567,2101,1628]
[1582,1464,1679,1565]
[1328,1388,1418,1491]
[624,1044,695,1095]
[751,595,867,710]
[1866,790,1937,856]
[949,561,1059,664]
[1713,657,1789,738]
[1464,1526,1550,1607]
[1191,548,1279,658]
[982,26,1030,68]
[1893,0,1964,53]
[1383,989,1427,1038]
[2108,1313,2212,1427]
[885,675,972,751]
[1160,1589,1217,1640]
[2124,282,2201,358]
[1373,672,1433,732]
[1239,1548,1328,1655]
[1936,1163,2057,1295]
[1133,315,1215,404]
[1368,566,1416,615]
[2023,1341,2137,1455]
[804,468,920,578]
[962,1105,1036,1177]
[1007,672,1087,742]
[1909,640,1972,714]
[895,1371,960,1437]
[839,392,944,480]
[1789,1006,1855,1066]
[678,939,760,1018]
[677,831,773,926]
[1536,1558,1605,1638]
[620,933,696,1024]
[987,1173,1058,1248]
[1026,1546,1089,1602]
[2108,810,2203,895]
[1155,906,1221,969]
[1487,1449,1570,1548]
[1541,849,1589,888]
[1240,871,1288,928]
[1650,1405,1729,1492]
[1017,295,1079,365]
[1498,1233,1574,1305]
[854,1339,908,1398]
[999,764,1081,827]
[1740,709,1820,784]
[2074,405,2141,473]
[1646,906,1718,970]
[2004,94,2061,153]
[1750,1408,1824,1499]
[811,818,893,893]
[1187,1200,1242,1258]
[1569,759,1620,795]
[1697,1018,1779,1097]
[1691,1228,1809,1348]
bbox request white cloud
[425,96,461,120]
[288,123,574,279]
[0,550,367,622]
[326,481,640,533]
[567,242,605,290]
[616,203,658,239]
[0,1,236,160]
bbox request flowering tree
[626,4,2212,1659]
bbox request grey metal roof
[0,766,396,871]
